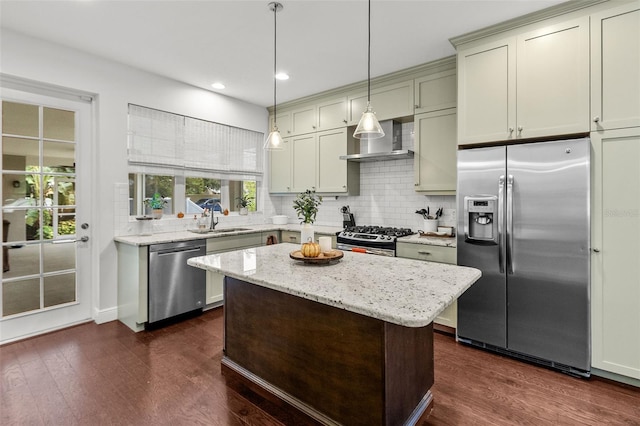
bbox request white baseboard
[94,306,118,324]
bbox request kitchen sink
[211,227,251,233]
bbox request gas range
[337,225,414,257]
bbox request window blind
[128,105,264,180]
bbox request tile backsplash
[115,122,457,236]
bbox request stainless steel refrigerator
[456,137,590,376]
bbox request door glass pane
[2,278,40,316]
[2,101,39,137]
[2,243,40,278]
[43,107,75,141]
[44,273,76,307]
[43,242,75,273]
[43,141,75,168]
[2,136,39,171]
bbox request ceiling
[0,0,565,108]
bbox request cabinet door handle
[593,116,600,123]
[288,236,297,241]
[312,125,316,129]
[508,127,514,134]
[418,251,431,255]
[415,104,420,109]
[343,120,347,124]
[517,126,523,133]
[593,248,600,253]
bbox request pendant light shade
[264,2,285,151]
[353,0,384,140]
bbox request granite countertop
[398,233,457,248]
[188,243,480,328]
[114,224,343,247]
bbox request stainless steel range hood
[340,120,414,162]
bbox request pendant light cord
[367,0,371,103]
[273,3,278,126]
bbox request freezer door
[506,138,590,371]
[457,146,507,348]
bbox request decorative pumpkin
[301,241,321,258]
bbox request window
[127,105,263,217]
[128,173,174,216]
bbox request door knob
[81,223,89,229]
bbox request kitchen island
[188,243,480,426]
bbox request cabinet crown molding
[449,0,608,48]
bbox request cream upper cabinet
[291,133,317,192]
[317,96,348,131]
[316,128,358,194]
[269,137,292,193]
[591,3,640,132]
[457,38,516,144]
[414,109,457,194]
[591,127,640,380]
[291,104,317,135]
[516,17,590,139]
[457,17,589,145]
[348,80,415,125]
[270,110,292,137]
[414,69,457,114]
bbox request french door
[1,87,93,343]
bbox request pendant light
[264,2,285,151]
[353,0,384,140]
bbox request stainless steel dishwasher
[148,239,206,324]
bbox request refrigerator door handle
[506,174,515,274]
[498,175,505,273]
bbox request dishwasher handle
[154,246,203,256]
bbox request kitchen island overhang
[188,243,481,425]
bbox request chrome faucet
[210,205,220,229]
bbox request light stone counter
[114,224,342,247]
[188,242,480,327]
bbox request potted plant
[293,189,322,245]
[144,192,168,219]
[236,195,253,216]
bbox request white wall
[1,29,269,320]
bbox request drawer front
[207,233,262,253]
[281,231,301,244]
[396,243,456,264]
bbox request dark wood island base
[222,277,435,426]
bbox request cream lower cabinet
[591,127,640,381]
[457,16,589,145]
[414,109,457,194]
[591,3,640,132]
[281,230,337,247]
[205,233,265,306]
[396,242,457,329]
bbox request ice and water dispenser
[464,195,499,245]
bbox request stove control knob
[387,236,392,240]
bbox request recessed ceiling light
[275,73,289,81]
[211,82,225,90]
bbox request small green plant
[293,189,322,224]
[236,195,253,208]
[144,193,168,210]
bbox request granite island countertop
[188,243,480,327]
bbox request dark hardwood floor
[2,307,639,425]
